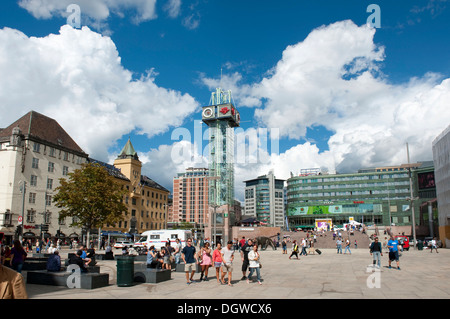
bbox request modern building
[0,111,88,244]
[286,163,435,230]
[202,87,240,244]
[171,167,209,235]
[244,171,285,228]
[433,125,450,247]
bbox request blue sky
[1,0,449,198]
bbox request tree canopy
[53,162,127,233]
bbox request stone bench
[133,268,171,283]
[26,270,109,289]
[22,261,47,271]
[95,253,115,260]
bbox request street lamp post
[406,143,417,248]
[19,181,26,242]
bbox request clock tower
[202,88,240,243]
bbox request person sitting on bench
[69,250,88,273]
[46,250,61,272]
[146,246,162,269]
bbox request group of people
[146,240,180,270]
[369,235,402,270]
[175,237,262,286]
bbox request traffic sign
[18,216,23,224]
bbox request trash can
[116,256,134,287]
[417,240,423,251]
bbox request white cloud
[164,0,182,18]
[0,25,199,160]
[18,0,157,25]
[200,20,450,175]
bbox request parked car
[113,241,133,249]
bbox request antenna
[220,67,223,87]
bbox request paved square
[24,247,450,299]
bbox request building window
[45,195,52,207]
[63,166,69,176]
[29,192,36,204]
[26,209,36,223]
[47,178,53,190]
[32,158,39,169]
[49,147,56,157]
[63,152,69,161]
[33,143,40,153]
[44,211,51,224]
[4,210,12,225]
[30,175,38,187]
[48,162,55,173]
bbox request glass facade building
[287,167,430,229]
[433,125,450,247]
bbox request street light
[406,142,417,248]
[19,180,26,242]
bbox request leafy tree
[53,162,127,244]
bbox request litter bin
[417,240,423,251]
[116,256,134,287]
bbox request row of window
[126,210,166,220]
[31,158,70,176]
[289,173,410,184]
[288,181,410,192]
[32,142,85,164]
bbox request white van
[133,229,193,250]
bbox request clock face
[202,107,214,118]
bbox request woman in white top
[247,245,262,285]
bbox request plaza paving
[24,246,450,299]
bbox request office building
[433,125,450,247]
[286,163,435,230]
[244,171,285,227]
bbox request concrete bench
[133,268,171,283]
[95,253,115,260]
[26,270,109,289]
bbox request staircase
[281,230,371,250]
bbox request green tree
[53,162,127,244]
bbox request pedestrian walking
[300,238,307,256]
[282,239,287,254]
[181,238,198,285]
[247,245,262,285]
[369,237,383,268]
[336,238,343,254]
[430,238,439,253]
[344,238,352,254]
[387,235,401,270]
[162,242,174,270]
[221,241,234,286]
[174,238,182,264]
[10,240,27,273]
[212,242,223,284]
[199,242,212,281]
[354,240,358,249]
[289,240,299,259]
[240,238,254,280]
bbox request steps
[281,230,371,250]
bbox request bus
[133,229,193,251]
